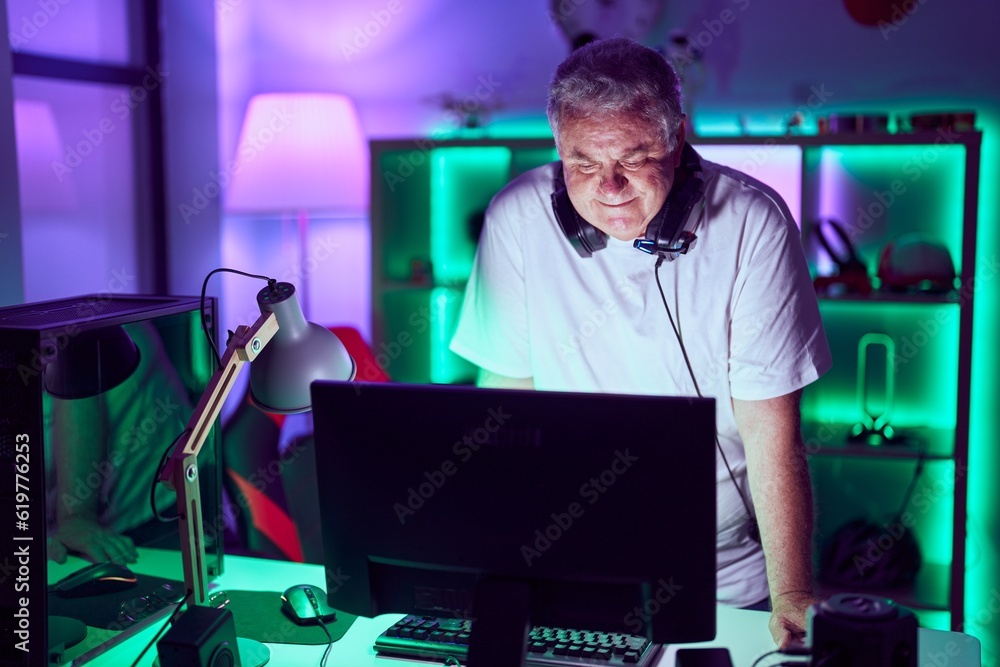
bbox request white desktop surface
[63,550,981,667]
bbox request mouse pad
[46,573,184,631]
[225,590,359,645]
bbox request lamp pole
[161,310,279,605]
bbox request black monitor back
[311,381,717,644]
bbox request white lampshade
[225,93,368,215]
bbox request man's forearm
[752,436,814,601]
[733,392,815,600]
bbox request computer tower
[0,293,223,666]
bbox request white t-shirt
[449,155,832,607]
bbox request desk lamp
[161,278,355,665]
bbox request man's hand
[769,590,816,648]
[48,516,138,565]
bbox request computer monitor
[311,381,717,664]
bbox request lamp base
[153,637,270,667]
[237,637,271,666]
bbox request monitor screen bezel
[311,380,718,646]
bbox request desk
[68,551,981,667]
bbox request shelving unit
[370,138,558,384]
[369,130,981,632]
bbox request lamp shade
[225,93,368,215]
[249,282,356,413]
[43,325,141,399]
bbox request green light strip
[965,110,999,649]
[430,147,512,283]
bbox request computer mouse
[53,561,138,598]
[281,584,337,624]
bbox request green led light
[430,147,512,283]
[803,301,960,429]
[427,116,555,140]
[815,144,966,271]
[429,286,476,384]
[965,110,999,647]
[912,609,951,632]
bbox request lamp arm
[163,311,279,605]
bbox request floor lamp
[225,93,368,319]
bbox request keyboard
[374,615,662,666]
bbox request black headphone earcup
[551,181,607,258]
[640,144,705,261]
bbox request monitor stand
[467,578,531,667]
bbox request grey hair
[547,37,684,151]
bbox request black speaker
[157,606,242,667]
[552,142,706,260]
[808,593,917,667]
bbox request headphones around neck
[551,142,707,261]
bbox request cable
[750,649,783,667]
[893,439,927,523]
[654,257,760,543]
[750,648,812,667]
[150,429,190,523]
[199,268,273,369]
[653,256,700,395]
[128,590,194,667]
[316,617,334,667]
